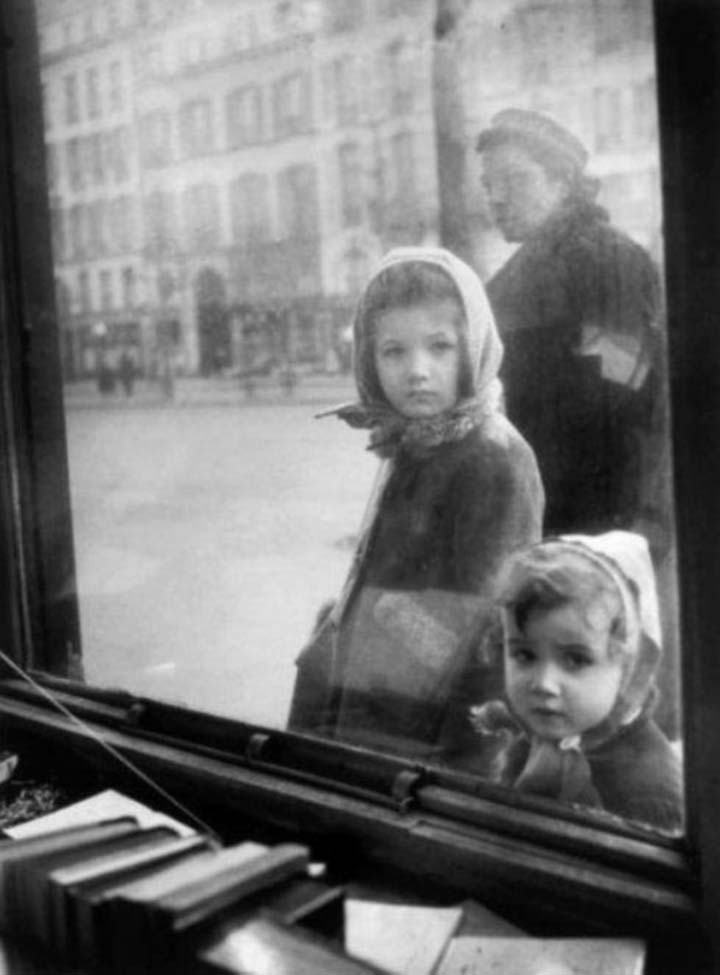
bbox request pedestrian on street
[97,356,115,396]
[287,246,543,760]
[118,349,136,398]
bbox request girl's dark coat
[288,413,542,756]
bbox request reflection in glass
[34,0,681,830]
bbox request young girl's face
[504,600,624,741]
[373,299,462,419]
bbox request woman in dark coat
[476,109,664,537]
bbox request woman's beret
[476,108,589,174]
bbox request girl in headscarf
[288,247,543,758]
[470,531,683,831]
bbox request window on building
[332,58,359,125]
[139,110,172,168]
[68,204,84,259]
[226,87,264,149]
[229,172,270,246]
[385,40,414,115]
[63,74,79,125]
[273,73,311,138]
[389,130,416,200]
[326,0,364,32]
[87,200,106,255]
[107,198,121,254]
[77,268,92,311]
[108,61,123,113]
[55,276,72,321]
[184,183,221,249]
[86,67,101,119]
[377,0,416,17]
[122,266,137,308]
[145,190,177,256]
[99,268,114,310]
[66,138,82,191]
[277,163,318,238]
[108,126,131,182]
[338,142,364,227]
[88,133,105,185]
[139,42,165,77]
[179,99,214,158]
[111,195,135,253]
[45,142,59,193]
[79,137,93,189]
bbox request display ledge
[0,677,700,952]
[1,676,689,875]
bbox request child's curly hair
[499,545,630,658]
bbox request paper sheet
[4,788,196,839]
[345,899,462,975]
[435,936,646,975]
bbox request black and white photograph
[0,0,718,972]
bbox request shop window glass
[26,0,681,836]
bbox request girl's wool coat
[470,531,683,832]
[288,247,543,758]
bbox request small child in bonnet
[470,531,683,832]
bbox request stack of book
[0,794,387,974]
[0,792,647,975]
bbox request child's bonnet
[474,530,665,803]
[329,245,504,457]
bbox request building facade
[40,0,143,380]
[37,0,660,380]
[458,0,661,278]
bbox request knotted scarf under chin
[328,398,495,458]
[513,736,599,805]
[470,700,601,806]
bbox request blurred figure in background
[118,348,136,398]
[476,109,665,542]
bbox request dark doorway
[195,267,231,375]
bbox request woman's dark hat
[475,109,589,174]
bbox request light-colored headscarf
[500,530,662,741]
[472,531,664,801]
[323,247,504,457]
[324,247,506,622]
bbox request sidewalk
[63,372,356,410]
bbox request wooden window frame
[1,0,720,968]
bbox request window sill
[0,676,699,945]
